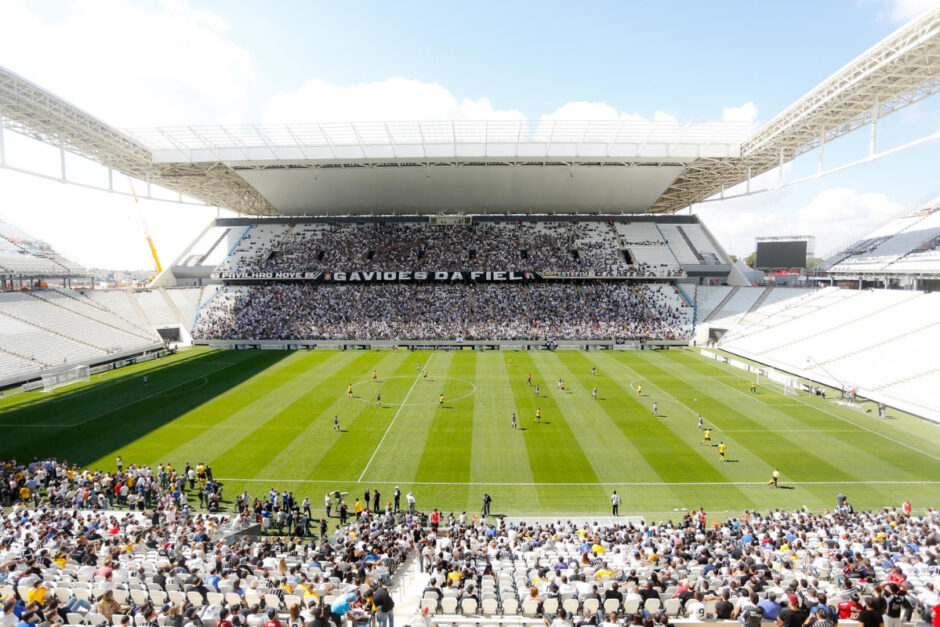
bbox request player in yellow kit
[535,408,542,423]
[439,393,445,408]
[718,441,727,461]
[769,468,779,487]
[372,370,377,383]
[347,384,353,398]
[701,429,711,446]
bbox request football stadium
[0,4,939,627]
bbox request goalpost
[757,369,803,397]
[41,365,90,393]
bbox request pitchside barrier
[41,365,90,392]
[198,339,682,351]
[700,350,803,396]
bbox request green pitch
[2,346,939,520]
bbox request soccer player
[333,416,339,431]
[527,373,532,386]
[750,381,758,393]
[770,469,779,487]
[376,393,381,407]
[511,412,517,429]
[508,358,513,367]
[697,414,703,430]
[561,380,566,391]
[637,384,643,395]
[557,377,562,390]
[439,393,444,408]
[423,369,428,380]
[611,490,621,516]
[143,375,149,386]
[591,366,596,376]
[718,441,727,461]
[592,385,597,399]
[372,370,377,383]
[534,384,540,396]
[347,384,353,398]
[535,408,542,423]
[652,401,658,415]
[701,428,711,446]
[416,362,421,372]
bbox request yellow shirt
[704,430,711,438]
[718,444,727,454]
[19,487,30,501]
[27,587,45,606]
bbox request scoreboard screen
[755,240,807,269]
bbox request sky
[1,0,939,269]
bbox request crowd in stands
[2,457,940,627]
[192,283,693,342]
[217,221,684,278]
[0,459,940,627]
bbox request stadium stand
[820,205,940,279]
[192,283,693,341]
[0,456,938,627]
[0,221,86,277]
[716,287,940,420]
[211,218,722,279]
[0,290,165,384]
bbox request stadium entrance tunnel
[0,349,288,467]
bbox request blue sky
[1,0,939,268]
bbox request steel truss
[1,6,939,216]
[650,6,940,213]
[0,67,275,215]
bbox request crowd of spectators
[192,283,693,342]
[214,221,687,278]
[0,459,940,627]
[0,455,938,627]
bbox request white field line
[721,429,862,433]
[628,377,727,431]
[686,350,940,463]
[0,366,225,429]
[218,478,940,486]
[356,355,431,482]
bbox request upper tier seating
[212,220,713,279]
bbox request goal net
[42,365,90,393]
[757,369,804,397]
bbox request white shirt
[685,600,705,621]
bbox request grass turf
[1,346,938,521]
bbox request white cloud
[539,101,675,122]
[0,0,255,126]
[262,77,525,123]
[0,0,249,270]
[696,187,902,258]
[888,0,940,21]
[722,102,758,123]
[264,83,684,125]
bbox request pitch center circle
[349,375,477,407]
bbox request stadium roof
[1,6,939,215]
